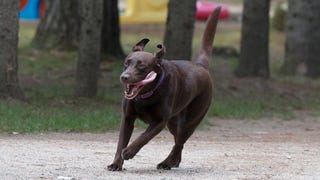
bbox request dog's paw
[156,162,172,170]
[107,163,122,171]
[121,147,137,160]
[157,156,181,170]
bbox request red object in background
[196,1,230,21]
[19,0,28,10]
[39,0,45,18]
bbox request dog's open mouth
[124,71,157,99]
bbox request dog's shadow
[121,166,216,177]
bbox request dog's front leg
[121,119,167,160]
[107,114,135,171]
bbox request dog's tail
[195,7,221,70]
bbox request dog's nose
[120,73,130,82]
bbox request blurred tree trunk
[304,1,320,78]
[235,0,270,78]
[75,0,103,98]
[281,0,320,78]
[0,0,25,100]
[101,0,124,58]
[280,0,308,75]
[33,0,79,49]
[164,0,197,60]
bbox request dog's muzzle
[122,71,157,100]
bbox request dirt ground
[1,117,320,179]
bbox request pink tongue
[134,71,157,86]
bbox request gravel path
[1,118,320,179]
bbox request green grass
[209,99,265,119]
[0,100,121,133]
[1,20,320,133]
[208,98,297,120]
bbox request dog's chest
[133,100,161,123]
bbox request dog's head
[120,38,165,100]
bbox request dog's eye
[137,63,147,69]
[135,60,146,69]
[124,60,131,68]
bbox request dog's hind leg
[157,93,212,170]
[181,92,212,144]
[157,114,185,170]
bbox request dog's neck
[134,68,165,100]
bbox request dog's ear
[132,38,150,52]
[155,44,165,64]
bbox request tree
[163,0,197,60]
[280,0,308,75]
[34,0,124,57]
[0,0,25,100]
[235,0,270,78]
[33,0,79,49]
[281,0,320,78]
[101,0,124,58]
[303,1,320,78]
[75,0,103,97]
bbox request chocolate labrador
[108,7,221,171]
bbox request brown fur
[108,7,221,171]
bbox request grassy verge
[0,99,121,133]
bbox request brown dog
[108,7,221,171]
